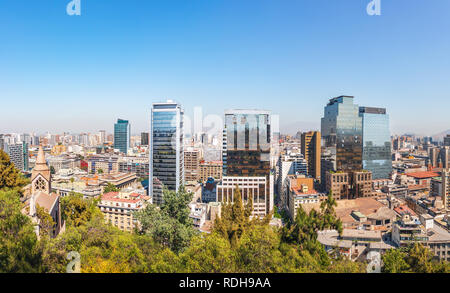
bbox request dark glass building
[223,110,271,177]
[141,132,149,146]
[321,96,363,172]
[114,119,130,154]
[222,109,272,215]
[359,107,392,179]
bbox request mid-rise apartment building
[98,191,148,232]
[287,179,323,220]
[47,155,80,173]
[199,161,223,183]
[118,156,149,179]
[325,170,373,200]
[392,214,450,261]
[184,149,201,182]
[87,155,119,174]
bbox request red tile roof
[101,192,142,204]
[292,187,318,195]
[394,205,417,216]
[406,171,440,179]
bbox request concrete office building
[217,176,269,218]
[325,170,373,200]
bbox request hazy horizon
[1,1,449,136]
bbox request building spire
[34,145,49,172]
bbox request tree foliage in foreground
[0,190,42,273]
[134,186,197,253]
[214,186,271,247]
[103,183,119,194]
[382,243,450,273]
[60,192,102,228]
[1,181,449,273]
[0,150,29,195]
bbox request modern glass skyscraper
[114,119,130,154]
[150,100,184,205]
[321,96,363,172]
[223,110,271,177]
[359,107,392,179]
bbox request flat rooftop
[302,197,384,224]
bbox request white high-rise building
[99,130,106,145]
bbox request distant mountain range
[279,123,449,142]
[279,121,320,136]
[432,129,450,142]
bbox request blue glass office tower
[321,96,363,172]
[150,100,184,205]
[114,119,131,154]
[359,107,392,179]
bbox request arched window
[34,177,47,192]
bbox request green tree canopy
[0,190,42,273]
[41,217,147,273]
[60,192,103,227]
[180,233,236,273]
[0,150,29,195]
[134,186,196,253]
[214,185,270,247]
[103,183,119,194]
[382,248,410,273]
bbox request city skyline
[1,1,450,136]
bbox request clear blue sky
[0,0,449,136]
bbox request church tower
[31,146,51,194]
